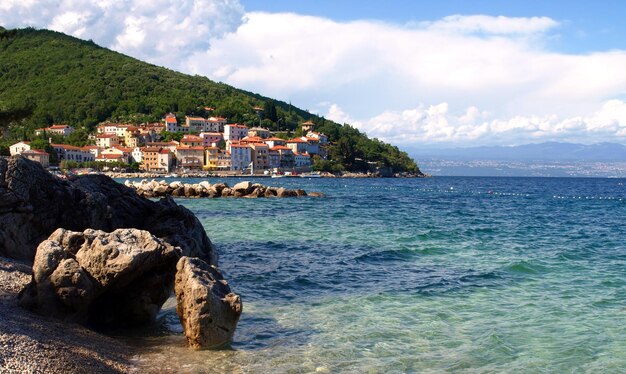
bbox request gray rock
[0,156,217,265]
[175,256,242,350]
[232,181,253,195]
[19,228,180,326]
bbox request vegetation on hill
[0,27,420,173]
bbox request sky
[2,0,626,151]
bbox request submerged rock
[175,256,242,350]
[19,228,180,326]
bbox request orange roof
[265,137,285,141]
[304,137,320,142]
[83,146,102,150]
[250,143,269,148]
[51,143,83,151]
[287,138,306,143]
[165,117,177,123]
[49,124,70,129]
[97,154,124,160]
[181,135,203,141]
[143,147,161,153]
[176,146,205,151]
[159,149,170,155]
[226,123,248,128]
[23,149,48,155]
[271,146,292,151]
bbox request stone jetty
[126,179,311,199]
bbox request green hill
[0,26,420,174]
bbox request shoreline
[0,256,134,373]
[101,171,428,179]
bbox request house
[248,127,271,139]
[180,135,204,147]
[294,152,311,167]
[100,147,131,164]
[268,149,280,169]
[264,137,286,149]
[158,149,173,173]
[51,144,95,162]
[249,143,269,170]
[224,124,248,142]
[96,123,119,135]
[200,132,223,147]
[35,125,74,137]
[204,146,219,170]
[271,146,294,168]
[229,143,252,171]
[9,141,31,156]
[301,121,316,132]
[95,134,119,148]
[165,113,181,132]
[175,146,204,170]
[95,153,126,163]
[217,151,231,170]
[306,131,329,145]
[301,136,320,155]
[146,141,179,153]
[83,145,104,159]
[131,147,143,163]
[207,117,227,132]
[21,149,50,167]
[286,138,308,154]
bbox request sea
[128,176,626,373]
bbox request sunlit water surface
[126,177,626,373]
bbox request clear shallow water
[131,177,626,373]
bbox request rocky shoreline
[0,155,242,372]
[103,171,426,179]
[126,179,321,199]
[0,256,133,373]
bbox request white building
[224,124,249,142]
[229,143,252,171]
[96,134,120,148]
[34,125,75,137]
[51,144,95,162]
[131,147,143,163]
[294,153,311,167]
[9,141,31,156]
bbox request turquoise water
[133,177,626,373]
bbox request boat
[300,172,321,178]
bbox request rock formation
[19,228,180,326]
[175,256,242,350]
[126,179,310,199]
[0,156,216,264]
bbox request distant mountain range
[411,142,626,162]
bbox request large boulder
[19,228,180,326]
[0,156,216,265]
[232,181,253,195]
[175,256,242,350]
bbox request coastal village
[8,112,329,174]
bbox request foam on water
[127,176,626,372]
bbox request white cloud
[325,99,626,147]
[0,0,245,68]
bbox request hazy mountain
[411,142,626,162]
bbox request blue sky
[2,0,626,149]
[240,0,626,53]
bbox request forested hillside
[0,27,419,173]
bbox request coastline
[0,256,134,373]
[101,171,428,179]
